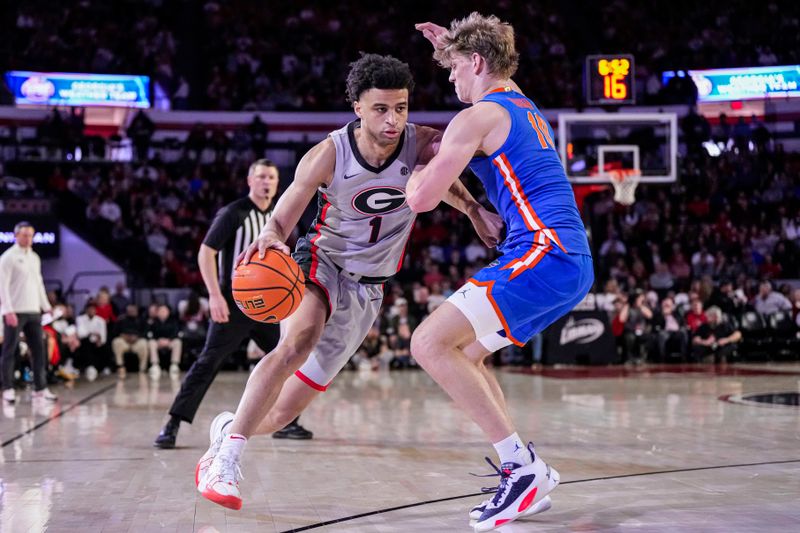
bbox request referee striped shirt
[203,197,272,288]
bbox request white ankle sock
[218,433,247,461]
[493,432,531,466]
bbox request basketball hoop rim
[604,168,642,183]
[606,169,641,205]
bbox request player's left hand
[415,22,449,49]
[468,205,504,248]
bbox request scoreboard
[585,55,635,105]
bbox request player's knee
[410,325,442,361]
[275,341,313,371]
[269,405,299,429]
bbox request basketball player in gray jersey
[196,53,503,510]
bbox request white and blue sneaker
[195,411,235,490]
[469,494,551,521]
[469,454,553,520]
[474,443,559,532]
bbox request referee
[0,221,57,403]
[154,159,312,448]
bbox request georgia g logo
[351,186,407,215]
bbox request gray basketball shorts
[291,244,383,391]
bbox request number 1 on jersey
[368,216,382,243]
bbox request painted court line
[279,458,800,532]
[1,381,117,448]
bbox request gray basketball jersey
[303,120,419,278]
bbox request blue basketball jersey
[468,88,591,259]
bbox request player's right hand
[469,205,504,248]
[209,293,230,323]
[238,234,290,265]
[4,312,17,328]
[415,22,449,49]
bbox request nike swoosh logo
[344,173,360,180]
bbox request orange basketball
[231,250,305,323]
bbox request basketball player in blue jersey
[195,54,501,511]
[409,14,594,531]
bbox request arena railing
[63,270,127,310]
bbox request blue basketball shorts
[447,242,594,351]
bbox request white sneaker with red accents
[200,453,244,510]
[195,411,235,489]
[473,443,560,532]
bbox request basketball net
[606,169,641,206]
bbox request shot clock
[585,54,635,105]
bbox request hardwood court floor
[2,364,799,532]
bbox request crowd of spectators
[585,116,800,363]
[349,116,800,367]
[45,142,269,287]
[3,0,799,110]
[5,128,800,383]
[0,284,218,387]
[3,2,800,385]
[2,107,794,371]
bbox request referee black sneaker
[272,417,313,440]
[154,416,181,448]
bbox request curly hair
[434,12,519,79]
[345,53,415,103]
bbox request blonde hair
[434,12,519,78]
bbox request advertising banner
[5,71,150,108]
[543,310,617,365]
[663,65,800,102]
[0,216,60,258]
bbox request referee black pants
[1,313,47,392]
[168,294,280,423]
